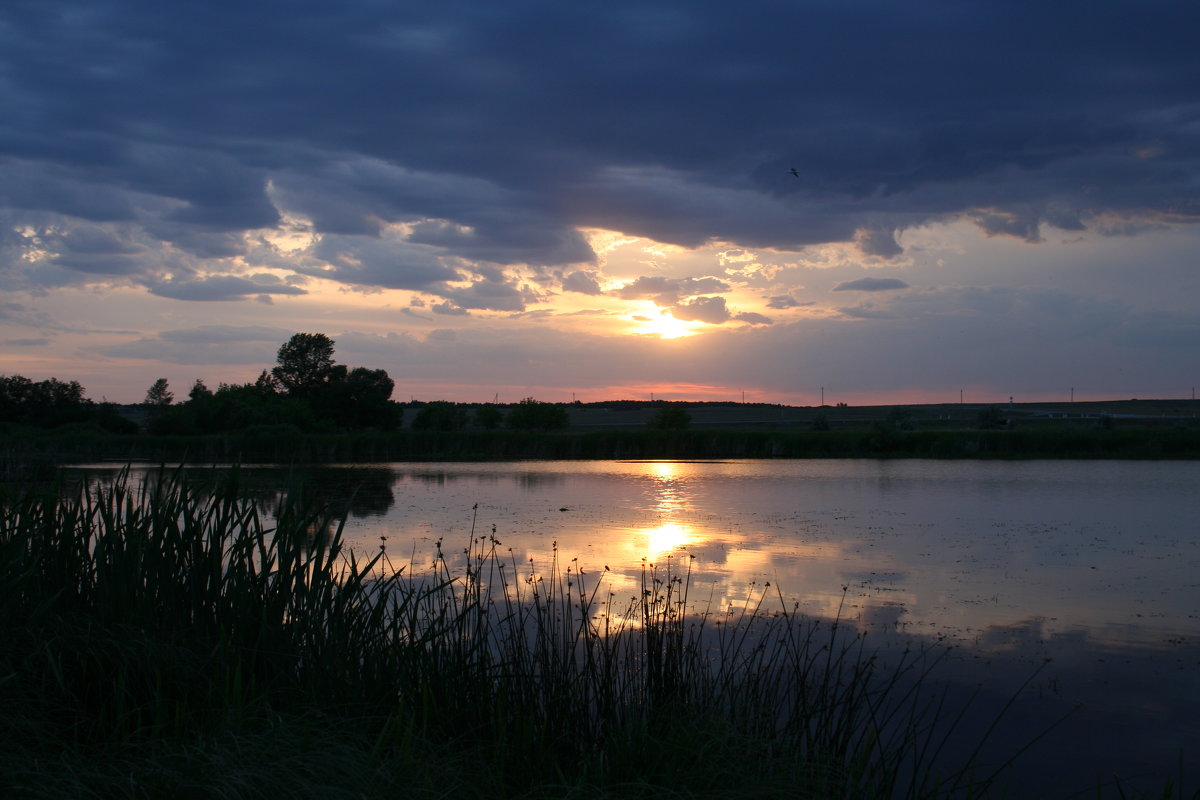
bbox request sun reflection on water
[641,521,697,560]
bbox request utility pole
[1070,387,1074,403]
[820,386,824,406]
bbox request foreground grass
[1,470,1054,799]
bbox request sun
[632,312,700,339]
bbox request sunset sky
[2,0,1198,405]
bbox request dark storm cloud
[305,234,461,290]
[1,0,1198,291]
[832,278,911,292]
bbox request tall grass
[1,468,1031,798]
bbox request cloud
[0,300,137,335]
[766,295,802,309]
[147,274,309,302]
[3,0,1200,405]
[733,312,773,326]
[99,325,292,365]
[304,232,463,290]
[562,270,603,294]
[431,267,538,312]
[854,228,903,258]
[158,325,293,344]
[832,278,911,292]
[671,296,731,324]
[837,305,900,320]
[613,276,731,305]
[2,0,1198,288]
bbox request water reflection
[640,522,697,560]
[66,459,1200,649]
[61,458,1200,794]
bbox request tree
[144,378,174,406]
[506,397,569,431]
[189,379,213,401]
[253,369,281,397]
[0,375,34,422]
[272,333,337,398]
[0,376,91,428]
[27,378,92,427]
[321,367,398,429]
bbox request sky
[2,0,1199,406]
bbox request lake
[68,458,1199,796]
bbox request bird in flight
[788,167,800,178]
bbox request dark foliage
[648,404,692,430]
[412,401,469,432]
[0,374,129,431]
[473,404,504,430]
[271,333,338,399]
[506,397,569,431]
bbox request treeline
[148,333,578,435]
[145,333,398,435]
[0,375,137,433]
[2,333,587,438]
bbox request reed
[1,468,1039,798]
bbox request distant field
[561,398,1200,431]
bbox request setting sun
[631,312,700,339]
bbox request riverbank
[5,424,1200,475]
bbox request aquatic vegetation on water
[0,468,1062,798]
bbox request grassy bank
[1,468,1040,799]
[6,424,1200,471]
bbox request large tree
[271,333,337,398]
[321,367,398,429]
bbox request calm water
[70,459,1200,796]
